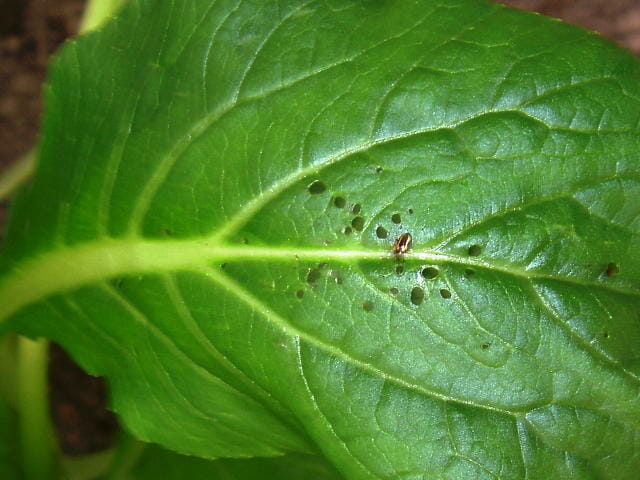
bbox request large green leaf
[1,0,640,478]
[128,445,342,479]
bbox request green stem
[0,334,18,408]
[0,150,35,203]
[17,337,57,480]
[80,0,126,33]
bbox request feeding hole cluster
[303,176,490,310]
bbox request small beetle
[393,232,412,255]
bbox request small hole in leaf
[308,180,326,194]
[351,216,365,231]
[395,265,404,275]
[296,290,304,299]
[440,288,452,299]
[468,244,482,256]
[362,301,374,312]
[376,226,388,239]
[408,208,414,215]
[220,263,228,270]
[306,268,321,285]
[481,342,491,350]
[464,268,475,278]
[410,287,424,306]
[333,196,346,208]
[375,166,383,173]
[602,331,610,339]
[605,262,619,277]
[343,226,352,235]
[351,203,361,215]
[421,267,439,279]
[389,287,399,295]
[391,213,401,224]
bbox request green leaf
[129,445,342,480]
[1,0,640,478]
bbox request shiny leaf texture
[1,0,640,478]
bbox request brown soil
[0,0,639,457]
[501,0,640,53]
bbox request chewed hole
[362,300,374,312]
[481,342,491,350]
[440,288,452,299]
[375,166,383,173]
[464,268,475,278]
[220,263,228,270]
[408,208,414,214]
[376,226,388,239]
[333,196,346,208]
[343,226,352,235]
[391,213,402,224]
[602,331,610,339]
[308,180,326,194]
[295,290,304,299]
[351,216,365,231]
[351,203,361,215]
[306,268,321,284]
[389,287,399,295]
[410,287,425,306]
[329,270,343,284]
[395,265,404,275]
[421,267,439,279]
[605,262,619,276]
[468,244,482,256]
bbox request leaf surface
[129,446,342,480]
[1,0,640,478]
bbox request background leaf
[1,0,640,478]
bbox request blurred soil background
[0,0,639,456]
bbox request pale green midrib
[0,238,637,325]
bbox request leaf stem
[0,334,18,408]
[17,337,57,480]
[0,150,36,203]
